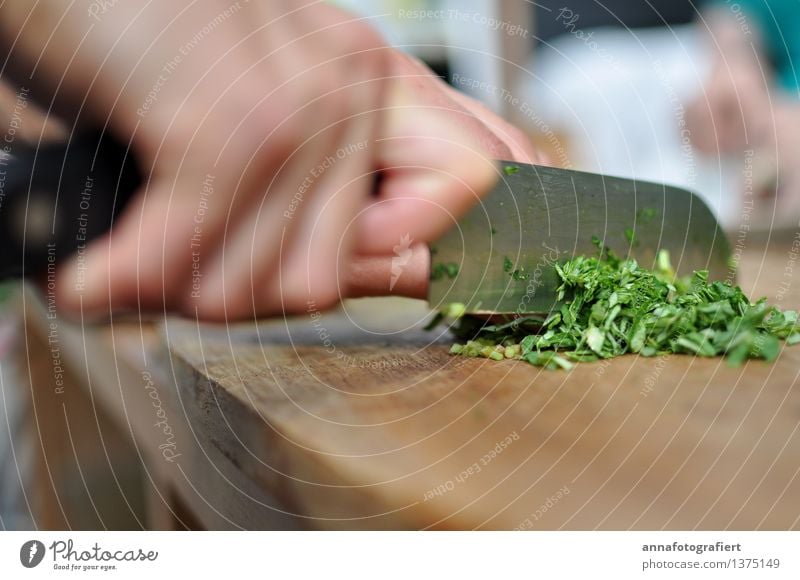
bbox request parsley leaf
[431,262,459,281]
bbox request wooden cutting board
[165,241,800,530]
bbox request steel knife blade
[427,162,732,315]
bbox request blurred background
[336,0,799,230]
[1,0,798,529]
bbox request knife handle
[0,131,141,279]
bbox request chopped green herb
[511,268,529,281]
[503,165,520,175]
[638,208,657,222]
[436,247,800,370]
[428,302,467,331]
[443,302,466,318]
[502,257,529,280]
[431,262,459,281]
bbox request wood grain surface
[163,241,800,530]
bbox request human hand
[356,51,547,256]
[0,1,541,320]
[345,51,546,299]
[1,0,393,319]
[687,11,773,154]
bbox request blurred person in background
[687,0,800,226]
[522,0,799,230]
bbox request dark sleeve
[534,0,697,44]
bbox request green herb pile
[442,247,800,370]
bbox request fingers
[264,136,373,314]
[0,81,66,142]
[54,122,277,317]
[353,50,544,257]
[355,83,498,255]
[389,52,538,162]
[54,30,538,320]
[54,3,392,321]
[55,173,209,315]
[187,117,348,319]
[192,113,377,319]
[440,81,540,163]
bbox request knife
[426,162,732,315]
[0,132,731,317]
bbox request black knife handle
[0,131,141,279]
